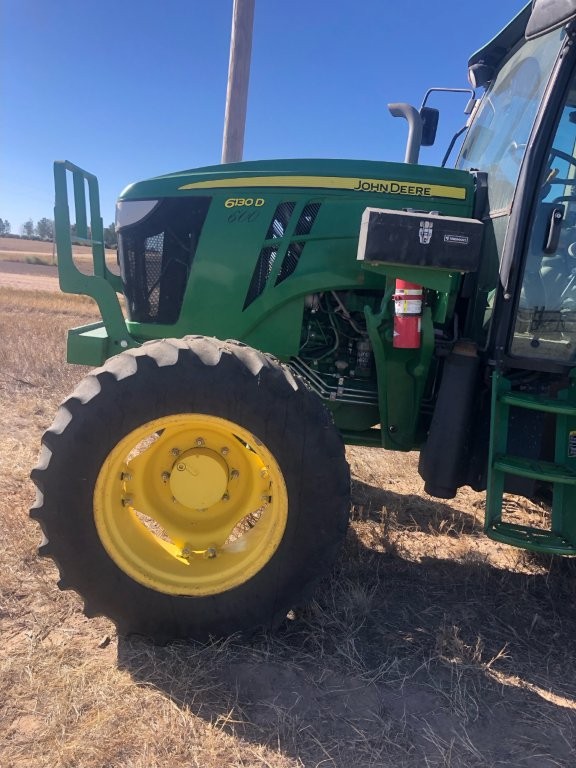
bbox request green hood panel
[119,158,474,205]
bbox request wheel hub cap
[169,448,228,509]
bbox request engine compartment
[289,290,382,430]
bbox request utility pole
[221,0,255,164]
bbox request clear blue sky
[1,0,527,233]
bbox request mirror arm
[442,125,469,167]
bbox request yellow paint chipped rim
[94,414,288,596]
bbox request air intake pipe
[388,103,423,164]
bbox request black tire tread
[31,336,350,641]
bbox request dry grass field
[0,236,116,266]
[0,236,82,266]
[1,278,576,767]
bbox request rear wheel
[31,337,350,641]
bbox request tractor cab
[382,1,576,553]
[441,0,576,553]
[461,1,576,365]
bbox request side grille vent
[243,201,321,307]
[243,247,278,308]
[275,204,320,284]
[275,242,305,285]
[266,202,295,239]
[294,203,321,236]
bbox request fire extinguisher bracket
[393,279,423,349]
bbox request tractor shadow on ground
[117,483,576,767]
[350,477,484,536]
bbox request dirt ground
[1,260,575,767]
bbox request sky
[1,0,528,233]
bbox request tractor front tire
[31,337,350,641]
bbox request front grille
[118,197,211,324]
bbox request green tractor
[31,1,576,640]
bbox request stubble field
[1,269,576,766]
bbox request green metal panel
[55,157,476,450]
[463,214,508,345]
[118,158,474,211]
[119,160,474,353]
[67,323,112,366]
[552,374,576,546]
[365,296,435,450]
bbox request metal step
[493,455,576,485]
[486,370,576,555]
[500,390,576,416]
[487,521,576,555]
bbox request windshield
[457,28,564,214]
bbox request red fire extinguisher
[393,279,423,349]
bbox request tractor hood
[118,158,474,207]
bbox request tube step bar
[487,521,576,554]
[486,370,576,555]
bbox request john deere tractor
[31,1,576,640]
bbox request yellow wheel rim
[94,414,288,596]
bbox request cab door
[511,86,576,363]
[486,61,576,554]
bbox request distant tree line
[104,222,116,248]
[0,216,117,248]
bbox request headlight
[115,200,159,231]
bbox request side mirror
[420,107,439,147]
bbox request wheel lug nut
[196,438,205,447]
[121,471,132,481]
[260,468,269,479]
[221,447,229,456]
[205,548,217,559]
[161,471,170,482]
[261,494,269,503]
[230,469,239,479]
[222,493,230,502]
[121,497,133,507]
[171,447,181,456]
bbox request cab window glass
[458,30,562,214]
[512,77,576,363]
